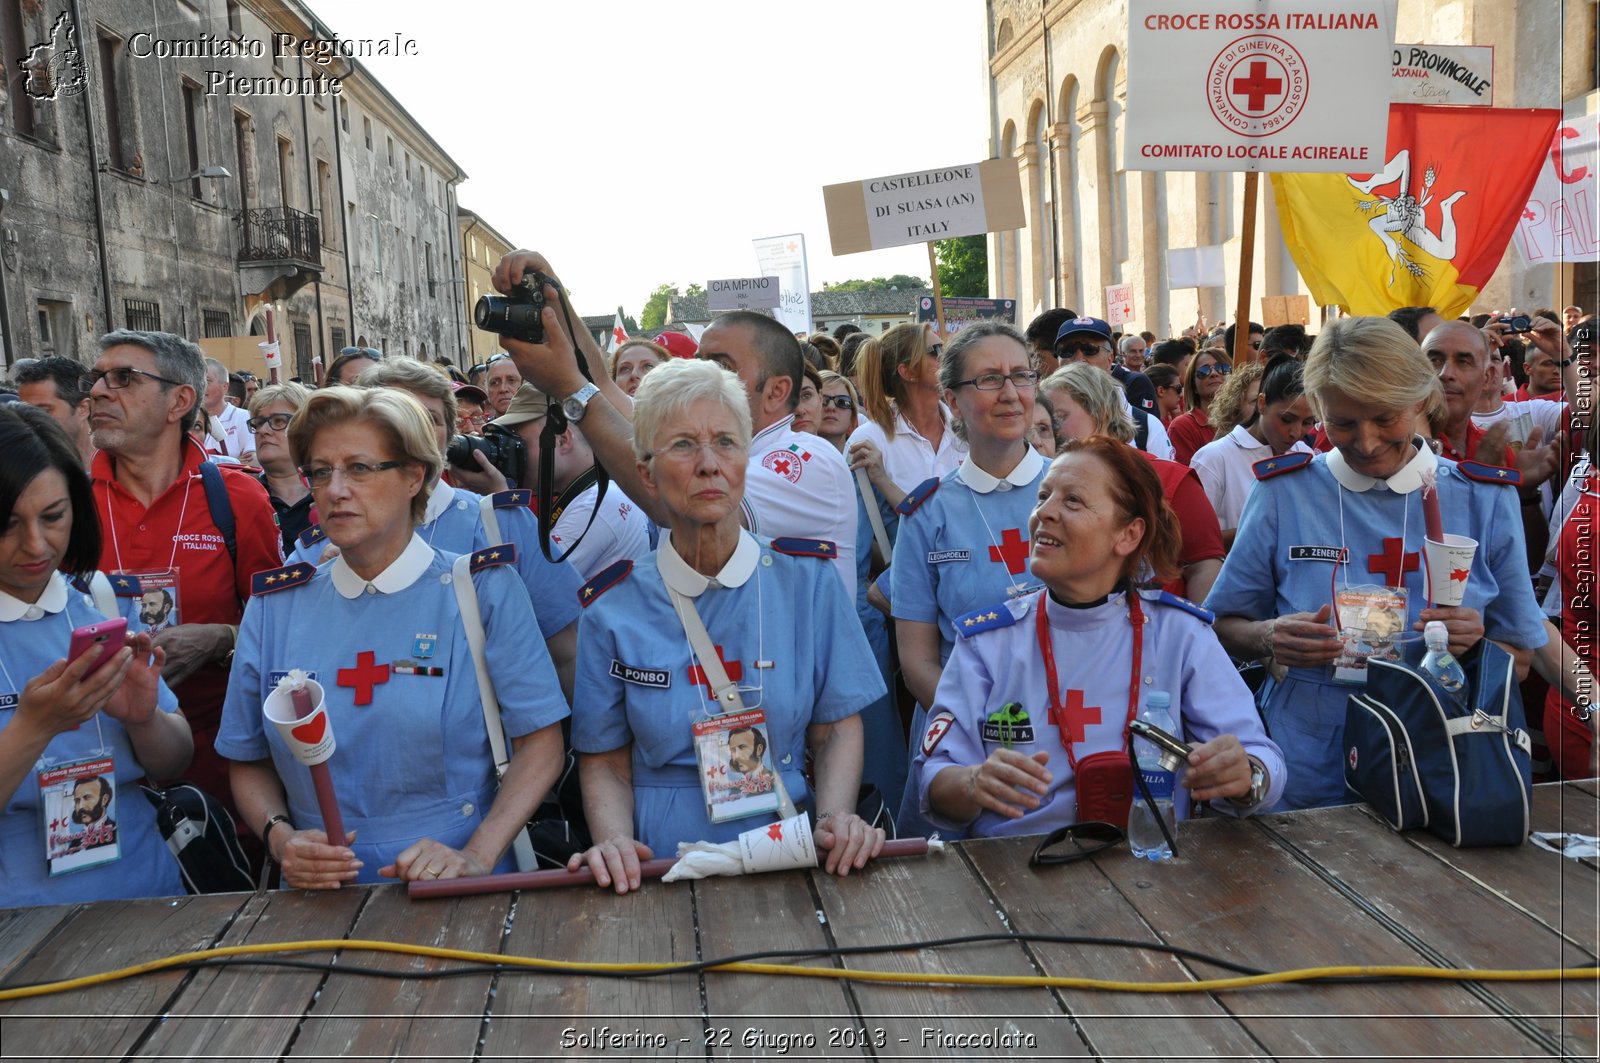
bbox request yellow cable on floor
[0,938,1596,1002]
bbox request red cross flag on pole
[607,307,628,353]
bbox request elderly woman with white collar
[568,359,886,894]
[1205,317,1547,810]
[218,387,568,888]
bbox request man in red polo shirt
[86,330,282,817]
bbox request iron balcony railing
[235,206,322,268]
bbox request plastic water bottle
[1128,691,1177,861]
[1420,620,1467,701]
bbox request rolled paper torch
[1420,465,1444,544]
[408,835,942,900]
[264,671,345,848]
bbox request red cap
[654,331,699,359]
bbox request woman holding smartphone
[0,404,191,906]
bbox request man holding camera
[488,384,651,581]
[483,251,857,599]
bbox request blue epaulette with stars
[109,573,144,597]
[1144,588,1215,625]
[1253,451,1312,480]
[955,601,1020,638]
[895,476,942,516]
[1456,459,1522,487]
[578,559,633,608]
[491,489,531,509]
[297,523,328,548]
[469,543,518,574]
[771,537,837,559]
[251,563,315,595]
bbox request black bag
[524,746,592,869]
[1344,638,1532,847]
[142,782,256,894]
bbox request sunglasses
[1058,342,1110,361]
[1196,364,1232,379]
[1029,821,1125,866]
[820,394,855,411]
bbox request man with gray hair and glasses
[85,330,282,836]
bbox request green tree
[684,283,706,298]
[639,283,678,331]
[622,313,639,334]
[934,235,988,297]
[822,274,927,293]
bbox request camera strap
[535,284,612,565]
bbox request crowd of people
[0,248,1595,907]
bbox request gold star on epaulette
[904,495,917,506]
[489,550,501,560]
[265,573,281,584]
[985,611,999,621]
[1265,461,1278,470]
[582,586,594,599]
[819,543,831,552]
[963,617,976,627]
[1496,469,1509,478]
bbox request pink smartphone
[67,618,128,676]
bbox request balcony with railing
[235,206,323,270]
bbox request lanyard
[101,472,195,574]
[1035,588,1143,771]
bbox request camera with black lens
[1502,315,1533,334]
[474,269,554,345]
[446,425,527,486]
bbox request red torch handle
[290,685,346,847]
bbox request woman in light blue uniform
[919,437,1281,836]
[1206,317,1548,810]
[569,359,888,893]
[287,362,582,692]
[218,388,567,887]
[889,322,1046,830]
[0,405,191,906]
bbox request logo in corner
[19,12,87,101]
[761,449,802,484]
[1206,35,1306,139]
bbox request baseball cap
[1054,316,1114,346]
[451,380,488,405]
[654,331,699,359]
[487,384,551,429]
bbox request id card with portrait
[128,569,180,633]
[40,756,121,876]
[693,709,782,824]
[1332,584,1408,685]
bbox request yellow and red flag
[1272,105,1561,318]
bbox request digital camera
[474,269,554,345]
[446,425,527,485]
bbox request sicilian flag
[607,307,627,353]
[1271,105,1561,319]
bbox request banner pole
[927,242,947,338]
[265,305,280,385]
[1232,171,1259,366]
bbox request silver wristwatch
[561,382,600,423]
[1231,758,1269,808]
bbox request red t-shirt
[1139,452,1226,599]
[91,440,283,805]
[1167,408,1213,466]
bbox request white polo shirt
[212,402,255,459]
[1190,424,1312,533]
[846,404,967,496]
[551,482,653,582]
[742,415,858,599]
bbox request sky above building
[310,0,992,322]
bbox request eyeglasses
[298,460,409,489]
[1029,821,1125,866]
[1195,364,1232,379]
[247,412,294,433]
[820,394,856,411]
[649,435,746,463]
[80,367,186,391]
[954,369,1040,391]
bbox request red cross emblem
[1367,537,1419,588]
[688,645,744,690]
[1450,567,1470,583]
[1053,690,1102,744]
[337,650,390,706]
[767,822,784,841]
[988,528,1031,575]
[1231,60,1284,112]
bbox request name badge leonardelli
[1290,546,1349,563]
[611,660,670,689]
[927,550,971,564]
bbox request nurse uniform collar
[956,445,1045,495]
[330,533,435,599]
[657,528,760,598]
[421,477,455,525]
[1326,437,1436,495]
[0,572,69,622]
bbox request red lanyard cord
[1036,588,1145,771]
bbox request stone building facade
[458,205,516,367]
[0,0,468,374]
[985,0,1597,336]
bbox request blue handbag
[1344,637,1532,847]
